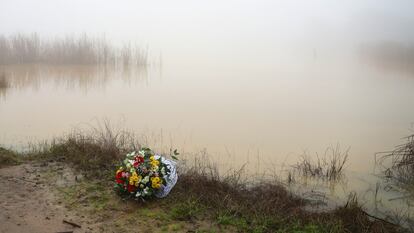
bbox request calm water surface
[1,0,414,223]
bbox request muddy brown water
[1,0,414,227]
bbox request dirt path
[0,162,95,233]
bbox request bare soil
[0,162,95,233]
[0,162,224,233]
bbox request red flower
[127,184,136,193]
[115,171,124,184]
[133,156,144,167]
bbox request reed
[294,145,349,181]
[378,134,414,187]
[0,33,148,66]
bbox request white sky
[1,0,413,44]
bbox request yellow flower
[150,156,155,161]
[151,176,162,189]
[150,159,160,167]
[129,172,141,187]
[116,167,123,175]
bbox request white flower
[141,176,149,184]
[143,187,150,196]
[126,151,136,159]
[161,167,166,176]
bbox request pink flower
[122,172,130,178]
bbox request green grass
[169,198,204,221]
[216,212,248,231]
[138,208,171,222]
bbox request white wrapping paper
[154,155,178,198]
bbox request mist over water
[1,0,414,221]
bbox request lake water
[1,0,414,225]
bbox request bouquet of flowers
[115,147,178,199]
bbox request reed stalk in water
[0,33,148,66]
[294,144,349,181]
[378,134,414,188]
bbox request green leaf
[173,149,180,155]
[171,155,178,160]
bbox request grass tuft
[0,147,21,167]
[44,121,138,177]
[294,144,349,181]
[169,198,203,221]
[378,134,414,190]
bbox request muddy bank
[0,162,97,233]
[0,136,407,233]
[0,161,222,233]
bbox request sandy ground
[0,162,94,233]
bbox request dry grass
[378,134,414,188]
[45,121,140,177]
[12,124,404,232]
[328,193,400,233]
[0,147,21,168]
[294,144,349,181]
[166,156,401,233]
[0,33,148,66]
[175,156,305,215]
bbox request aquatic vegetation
[378,134,414,189]
[293,145,349,181]
[0,33,148,66]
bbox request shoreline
[0,140,407,233]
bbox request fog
[1,0,414,221]
[2,0,414,60]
